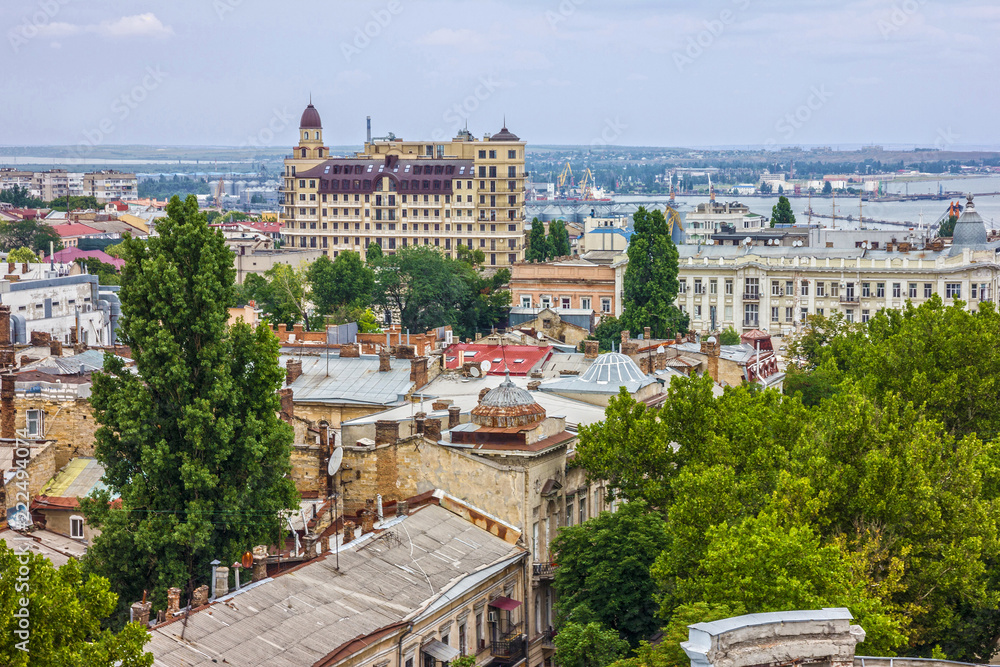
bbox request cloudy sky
[2,0,997,148]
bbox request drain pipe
[396,622,414,667]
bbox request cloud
[36,13,173,40]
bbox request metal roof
[538,352,656,396]
[281,353,414,407]
[147,504,525,667]
[40,457,109,498]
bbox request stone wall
[2,442,54,516]
[290,443,323,498]
[14,397,98,470]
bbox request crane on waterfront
[558,162,574,191]
[579,168,596,200]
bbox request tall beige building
[280,102,527,266]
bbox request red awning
[489,596,522,611]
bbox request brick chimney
[414,412,426,435]
[251,546,268,582]
[166,587,181,615]
[410,357,428,388]
[360,507,375,534]
[395,344,416,359]
[339,343,360,358]
[131,600,152,626]
[655,351,667,371]
[1,373,15,441]
[375,420,399,446]
[378,347,391,372]
[0,304,10,347]
[448,405,461,429]
[191,585,209,608]
[342,520,356,544]
[424,417,442,443]
[584,340,599,359]
[49,340,62,357]
[620,330,630,347]
[704,338,721,383]
[644,326,651,340]
[675,332,683,345]
[278,388,294,423]
[285,359,303,385]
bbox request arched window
[303,131,309,140]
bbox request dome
[471,375,546,428]
[490,125,520,141]
[578,352,647,386]
[950,194,987,254]
[300,102,322,130]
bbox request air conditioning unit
[488,612,498,623]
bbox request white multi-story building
[684,200,768,244]
[0,267,118,345]
[615,195,1000,336]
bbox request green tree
[456,243,486,266]
[527,218,549,262]
[718,326,740,345]
[609,603,745,667]
[588,316,624,352]
[553,622,629,667]
[7,246,38,263]
[308,251,374,315]
[620,207,688,339]
[81,195,298,623]
[47,195,102,212]
[938,214,958,238]
[365,241,383,266]
[822,180,833,195]
[0,220,63,255]
[0,545,152,666]
[242,264,309,328]
[0,185,43,208]
[76,257,121,286]
[770,195,796,227]
[553,501,671,646]
[548,219,571,257]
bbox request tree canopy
[619,207,688,338]
[548,219,571,257]
[0,220,63,255]
[527,218,549,262]
[307,251,374,315]
[554,622,629,667]
[0,185,43,208]
[6,247,38,263]
[770,195,796,227]
[938,214,957,238]
[82,195,298,623]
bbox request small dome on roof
[950,193,988,255]
[300,102,322,130]
[490,125,520,141]
[471,375,546,428]
[579,352,647,385]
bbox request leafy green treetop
[770,196,796,227]
[6,247,38,263]
[620,207,688,339]
[82,195,298,621]
[527,218,549,262]
[718,326,741,345]
[548,219,571,257]
[938,214,958,238]
[307,251,374,315]
[553,622,629,667]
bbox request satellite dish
[327,447,343,477]
[656,346,665,354]
[480,360,492,373]
[470,366,481,378]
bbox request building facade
[509,258,616,315]
[280,102,527,266]
[684,200,768,245]
[83,170,138,202]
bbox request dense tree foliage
[770,195,796,226]
[47,195,101,212]
[239,264,310,328]
[938,214,958,238]
[0,220,63,255]
[82,195,298,624]
[6,247,38,263]
[718,326,741,345]
[587,316,624,352]
[307,251,374,315]
[0,185,43,208]
[0,545,152,666]
[138,175,211,199]
[552,502,669,647]
[527,218,549,262]
[620,207,688,339]
[548,219,571,257]
[76,257,121,286]
[554,622,629,667]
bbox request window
[783,280,793,296]
[459,625,467,656]
[561,297,571,309]
[710,279,718,295]
[744,303,759,326]
[876,282,885,298]
[830,282,839,297]
[771,280,781,297]
[535,594,542,634]
[509,149,517,159]
[745,278,760,298]
[532,522,539,558]
[601,298,612,313]
[521,295,532,308]
[946,283,962,298]
[540,295,552,309]
[566,502,573,527]
[800,307,808,322]
[893,283,901,298]
[801,281,809,297]
[771,306,779,322]
[581,297,591,311]
[862,282,871,298]
[694,279,703,295]
[579,497,586,523]
[694,305,702,319]
[924,283,933,298]
[70,516,84,539]
[908,282,917,298]
[862,309,871,323]
[725,279,733,295]
[678,279,687,294]
[816,282,825,297]
[785,307,793,323]
[26,409,43,437]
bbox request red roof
[444,344,553,376]
[247,221,281,234]
[48,247,125,269]
[50,222,101,238]
[110,201,128,211]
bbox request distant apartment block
[0,168,137,203]
[280,102,528,266]
[84,170,137,202]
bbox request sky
[1,0,998,149]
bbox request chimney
[655,351,667,371]
[166,587,181,616]
[342,520,356,544]
[448,405,461,429]
[278,388,294,423]
[339,343,360,358]
[191,585,209,608]
[424,417,442,443]
[620,330,630,347]
[675,332,683,345]
[2,374,15,441]
[251,546,268,582]
[478,387,490,402]
[131,599,152,626]
[414,412,426,435]
[49,340,62,357]
[285,359,303,385]
[584,340,599,359]
[375,419,399,446]
[367,115,372,144]
[396,500,409,517]
[410,357,428,388]
[378,347,391,372]
[644,326,651,340]
[214,566,230,598]
[0,304,10,346]
[395,344,416,359]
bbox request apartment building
[0,168,34,191]
[684,199,769,244]
[613,196,1000,335]
[509,258,616,315]
[280,102,527,266]
[3,169,137,203]
[83,170,138,202]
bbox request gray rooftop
[281,353,414,407]
[688,608,853,636]
[148,503,525,667]
[950,194,993,256]
[538,352,657,396]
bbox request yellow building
[280,101,527,267]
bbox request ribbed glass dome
[579,352,647,386]
[480,375,535,408]
[951,194,987,253]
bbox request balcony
[742,292,760,301]
[532,562,556,579]
[839,294,859,303]
[490,624,526,664]
[541,628,556,650]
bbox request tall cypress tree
[82,195,298,620]
[527,217,549,262]
[548,219,571,258]
[620,207,688,338]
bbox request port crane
[579,168,596,200]
[558,162,574,191]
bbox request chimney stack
[278,388,294,423]
[644,326,651,340]
[584,340,599,359]
[396,500,409,517]
[131,599,152,626]
[342,520,356,544]
[191,585,209,608]
[166,587,181,616]
[214,566,230,598]
[251,546,268,582]
[0,304,10,346]
[375,419,399,446]
[378,347,391,372]
[448,405,461,429]
[285,359,303,385]
[339,343,361,358]
[414,412,426,435]
[424,417,442,443]
[410,357,428,388]
[2,373,15,442]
